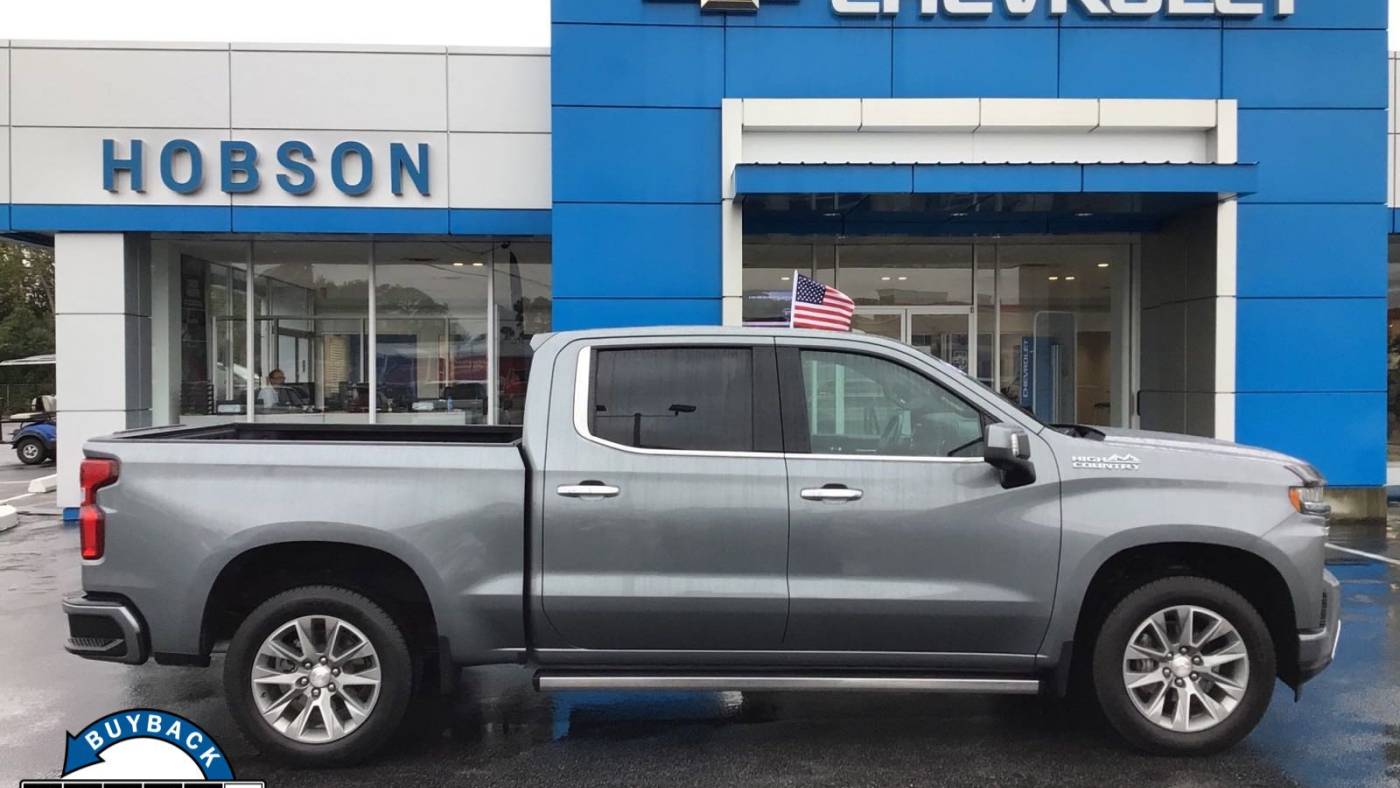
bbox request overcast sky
[0,0,1394,49]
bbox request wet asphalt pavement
[1,514,1397,787]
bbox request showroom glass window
[167,241,249,425]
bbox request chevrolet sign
[692,0,1294,16]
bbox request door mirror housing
[983,424,1036,489]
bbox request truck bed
[105,422,523,445]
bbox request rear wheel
[1092,576,1275,755]
[224,586,413,767]
[15,437,46,465]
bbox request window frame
[776,345,993,463]
[572,343,784,458]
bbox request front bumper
[61,593,149,665]
[1296,569,1342,684]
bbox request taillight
[78,458,119,560]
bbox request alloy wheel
[1121,604,1250,733]
[250,615,382,744]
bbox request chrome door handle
[801,487,863,502]
[557,483,621,499]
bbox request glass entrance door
[854,306,974,373]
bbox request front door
[853,306,974,374]
[537,338,791,652]
[777,338,1062,657]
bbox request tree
[0,241,55,386]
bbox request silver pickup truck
[62,327,1340,765]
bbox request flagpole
[789,270,800,329]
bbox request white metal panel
[11,126,232,205]
[231,51,448,130]
[860,99,979,132]
[448,132,551,209]
[0,45,9,126]
[979,99,1098,132]
[10,47,230,128]
[1098,100,1216,130]
[741,130,975,164]
[743,99,862,132]
[1391,133,1398,208]
[0,128,8,204]
[449,54,551,133]
[974,130,1208,164]
[1212,100,1238,164]
[227,129,448,208]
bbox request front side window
[799,350,984,458]
[590,348,754,452]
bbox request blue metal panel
[1238,109,1386,204]
[1393,209,1400,234]
[726,27,892,98]
[554,23,723,108]
[0,205,9,233]
[891,4,1054,27]
[1059,6,1220,27]
[1060,28,1221,99]
[736,165,914,195]
[1236,392,1386,487]
[553,203,720,299]
[1236,298,1387,393]
[553,297,722,330]
[912,165,1082,193]
[232,206,449,234]
[11,204,231,232]
[449,209,551,236]
[1237,204,1387,298]
[1223,0,1386,30]
[555,0,721,26]
[553,107,720,203]
[1081,164,1257,194]
[893,28,1057,98]
[725,0,887,27]
[1224,30,1388,109]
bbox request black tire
[15,437,47,465]
[224,585,414,767]
[1092,576,1275,755]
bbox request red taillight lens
[78,458,119,560]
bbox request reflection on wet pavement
[2,517,1397,787]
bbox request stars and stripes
[789,272,855,332]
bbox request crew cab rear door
[776,336,1062,659]
[536,337,790,652]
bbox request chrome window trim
[572,346,986,464]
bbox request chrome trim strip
[536,674,1041,694]
[572,346,986,464]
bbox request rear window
[590,347,754,452]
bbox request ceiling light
[1048,276,1060,281]
[951,212,970,218]
[1097,263,1110,269]
[897,276,908,281]
[1075,212,1094,218]
[1065,276,1076,281]
[452,261,465,267]
[881,276,892,281]
[780,276,791,281]
[471,261,485,267]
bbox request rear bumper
[1296,569,1342,684]
[61,593,149,665]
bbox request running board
[535,673,1041,695]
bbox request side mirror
[984,423,1036,489]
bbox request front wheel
[224,586,414,767]
[15,437,47,465]
[1092,576,1275,755]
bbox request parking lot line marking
[0,491,36,505]
[1327,543,1400,568]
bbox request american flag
[790,272,855,331]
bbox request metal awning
[0,353,55,367]
[734,163,1260,198]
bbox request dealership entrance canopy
[0,0,1388,509]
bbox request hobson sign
[101,138,432,198]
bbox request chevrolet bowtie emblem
[699,0,761,11]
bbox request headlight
[1289,485,1330,517]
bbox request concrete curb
[0,505,17,533]
[27,474,57,494]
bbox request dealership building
[0,0,1392,512]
